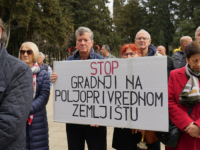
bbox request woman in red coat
[167,41,200,150]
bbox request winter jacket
[148,44,162,56]
[26,66,50,150]
[172,49,185,69]
[41,63,52,89]
[0,44,33,150]
[167,56,174,79]
[167,67,200,150]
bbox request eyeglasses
[123,52,137,57]
[136,37,149,41]
[20,50,33,55]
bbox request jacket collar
[74,48,95,60]
[180,48,185,54]
[175,66,188,88]
[148,44,157,56]
[0,44,8,61]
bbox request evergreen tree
[0,0,74,58]
[172,0,200,47]
[172,20,195,48]
[69,0,120,55]
[0,0,34,49]
[159,30,165,46]
[141,0,175,53]
[113,0,148,44]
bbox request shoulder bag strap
[188,106,193,116]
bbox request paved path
[47,87,165,150]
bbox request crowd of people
[1,16,200,150]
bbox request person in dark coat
[19,42,50,150]
[51,27,107,150]
[135,29,161,150]
[0,19,33,150]
[112,44,142,150]
[157,46,174,79]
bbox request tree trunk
[27,21,33,41]
[49,49,51,67]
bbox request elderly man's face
[157,46,166,56]
[196,30,200,41]
[135,31,151,50]
[37,54,44,66]
[76,32,93,54]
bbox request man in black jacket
[157,45,174,79]
[0,19,33,150]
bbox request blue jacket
[26,66,50,150]
[67,48,104,60]
[148,44,158,56]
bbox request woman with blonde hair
[19,42,50,150]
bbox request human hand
[134,129,144,134]
[51,73,58,83]
[184,122,200,138]
[90,125,99,127]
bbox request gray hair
[135,29,151,39]
[75,27,94,40]
[0,18,7,44]
[102,45,110,53]
[195,26,200,38]
[39,52,45,59]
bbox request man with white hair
[51,27,106,150]
[135,29,161,56]
[135,29,161,150]
[37,52,52,89]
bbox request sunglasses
[20,50,33,55]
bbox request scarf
[179,63,200,106]
[27,62,40,125]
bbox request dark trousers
[147,140,160,150]
[66,123,107,150]
[112,128,141,150]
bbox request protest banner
[53,56,168,132]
